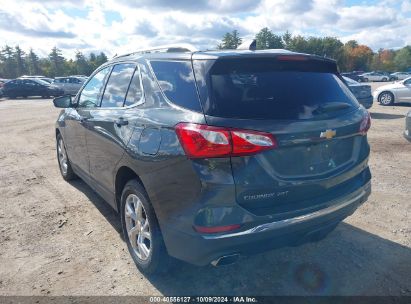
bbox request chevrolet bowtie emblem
[320,129,336,139]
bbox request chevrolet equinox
[53,45,372,274]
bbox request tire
[378,91,394,106]
[120,180,170,275]
[56,133,76,180]
[382,77,388,82]
[363,78,369,82]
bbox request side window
[405,79,411,85]
[150,61,201,112]
[70,78,81,84]
[78,66,111,108]
[101,63,136,108]
[124,66,143,107]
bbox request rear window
[194,58,358,120]
[150,61,202,112]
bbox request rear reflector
[194,224,241,234]
[359,111,371,135]
[175,123,277,158]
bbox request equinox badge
[320,129,336,139]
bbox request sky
[0,0,410,59]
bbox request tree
[26,49,41,75]
[14,46,26,77]
[0,45,17,78]
[255,27,283,49]
[282,30,292,49]
[48,47,65,77]
[74,51,89,75]
[394,46,411,71]
[218,30,242,49]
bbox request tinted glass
[150,61,201,112]
[195,58,357,120]
[124,67,143,106]
[101,63,136,108]
[69,77,82,84]
[78,66,110,108]
[343,76,358,85]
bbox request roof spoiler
[237,39,256,51]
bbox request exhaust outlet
[211,254,240,267]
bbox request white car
[390,72,411,80]
[360,72,390,82]
[373,77,411,105]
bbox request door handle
[115,118,128,127]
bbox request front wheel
[56,134,76,180]
[121,180,170,275]
[378,91,394,106]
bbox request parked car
[373,77,411,105]
[343,76,373,109]
[390,72,411,81]
[341,71,365,82]
[52,77,86,95]
[3,78,63,98]
[359,72,390,82]
[404,111,411,142]
[53,46,371,274]
[20,75,53,83]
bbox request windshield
[32,78,50,86]
[194,58,358,120]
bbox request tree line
[217,28,411,73]
[0,46,108,79]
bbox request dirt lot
[0,83,410,296]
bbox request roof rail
[114,44,198,58]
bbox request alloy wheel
[57,138,68,175]
[379,92,393,105]
[124,194,152,261]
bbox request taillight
[359,111,371,135]
[175,123,277,159]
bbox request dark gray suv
[53,46,372,274]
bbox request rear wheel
[378,91,394,106]
[363,78,369,82]
[121,180,170,275]
[56,134,76,180]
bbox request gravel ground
[0,83,410,296]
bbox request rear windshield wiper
[314,102,351,114]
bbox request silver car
[390,72,411,81]
[359,72,390,82]
[373,77,411,105]
[52,77,85,95]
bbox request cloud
[0,0,409,59]
[0,10,76,38]
[117,0,261,13]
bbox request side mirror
[53,95,73,108]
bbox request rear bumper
[357,96,373,109]
[162,181,371,266]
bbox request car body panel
[54,48,372,266]
[373,77,411,103]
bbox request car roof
[107,48,337,64]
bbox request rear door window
[194,58,358,120]
[101,63,136,108]
[150,61,202,112]
[124,66,143,107]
